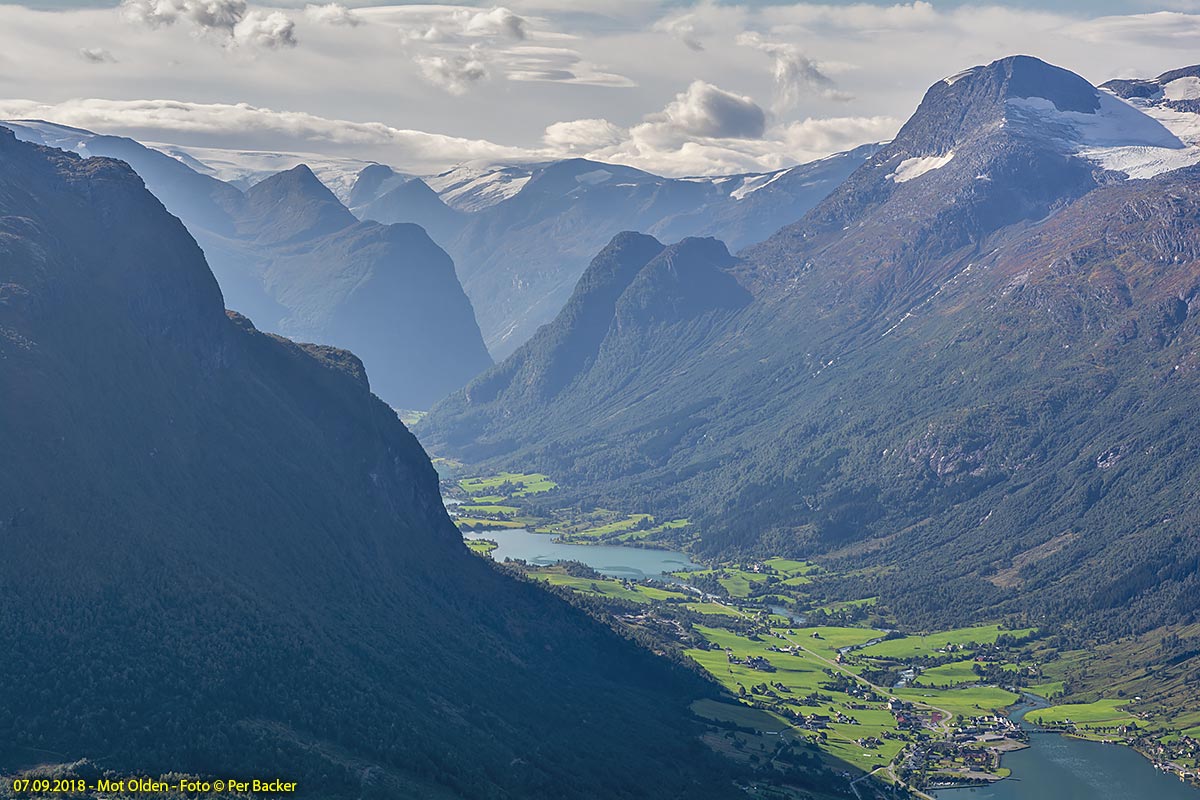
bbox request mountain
[350,169,464,245]
[139,139,380,201]
[0,127,774,799]
[4,121,493,410]
[352,150,877,358]
[423,56,1200,636]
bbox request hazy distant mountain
[423,57,1200,634]
[4,121,493,410]
[353,149,876,357]
[0,127,757,799]
[139,139,381,201]
[350,165,465,245]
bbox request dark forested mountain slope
[423,57,1200,635]
[2,122,492,410]
[0,128,752,799]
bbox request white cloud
[0,91,896,180]
[415,50,489,94]
[1068,12,1200,46]
[647,80,766,140]
[650,2,748,52]
[401,5,528,43]
[501,45,635,87]
[736,32,850,110]
[777,115,899,157]
[535,81,897,176]
[543,117,625,152]
[79,47,117,64]
[654,14,705,51]
[304,3,362,27]
[380,5,631,89]
[758,1,941,35]
[592,112,898,176]
[464,7,526,40]
[121,0,245,32]
[233,10,297,48]
[7,1,1200,183]
[120,0,296,48]
[0,97,531,172]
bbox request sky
[1,1,1200,176]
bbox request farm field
[857,625,1034,659]
[1031,699,1139,728]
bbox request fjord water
[462,528,698,578]
[935,699,1200,800]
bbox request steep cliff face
[0,128,742,799]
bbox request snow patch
[574,168,613,186]
[943,66,981,86]
[888,151,955,183]
[1164,77,1200,102]
[425,164,533,212]
[1007,90,1200,179]
[730,169,787,200]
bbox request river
[462,527,699,579]
[934,696,1199,800]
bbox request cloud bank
[120,0,297,48]
[4,3,1200,178]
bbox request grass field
[459,472,558,497]
[682,568,768,598]
[780,626,888,659]
[894,686,1019,717]
[763,558,821,577]
[1030,700,1139,729]
[913,659,986,687]
[618,517,690,541]
[1025,680,1065,699]
[459,504,519,515]
[456,517,525,529]
[686,602,742,617]
[532,572,690,604]
[857,626,1034,660]
[554,513,651,540]
[465,539,497,555]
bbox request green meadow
[913,659,988,687]
[459,471,558,497]
[532,571,690,604]
[1031,700,1139,728]
[857,625,1033,659]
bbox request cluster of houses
[726,650,776,672]
[1141,734,1199,785]
[958,715,1019,735]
